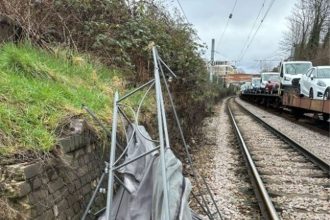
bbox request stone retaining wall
[0,119,106,220]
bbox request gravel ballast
[191,99,260,219]
[230,100,330,219]
[236,98,330,164]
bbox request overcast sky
[170,0,297,73]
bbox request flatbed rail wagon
[282,92,330,114]
[240,91,330,120]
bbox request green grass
[0,43,150,155]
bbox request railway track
[239,93,330,134]
[245,101,329,134]
[227,98,330,219]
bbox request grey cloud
[176,0,296,73]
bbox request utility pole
[210,39,215,82]
[211,38,215,65]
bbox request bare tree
[280,0,330,64]
[306,0,330,60]
[280,0,312,59]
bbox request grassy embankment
[0,43,152,156]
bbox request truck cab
[260,72,280,93]
[279,61,312,89]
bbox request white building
[212,61,237,76]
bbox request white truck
[279,61,312,89]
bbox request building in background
[212,61,237,76]
[209,60,238,87]
[225,73,260,87]
[207,60,260,88]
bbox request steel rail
[235,99,330,173]
[227,103,280,220]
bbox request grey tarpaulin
[99,124,201,220]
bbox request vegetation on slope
[0,1,234,157]
[0,43,134,155]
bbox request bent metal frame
[81,47,222,220]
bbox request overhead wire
[237,0,266,61]
[176,0,190,23]
[216,0,239,51]
[217,19,230,50]
[238,0,277,62]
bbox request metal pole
[105,91,119,220]
[156,51,171,150]
[81,172,106,220]
[82,105,111,137]
[210,65,213,83]
[159,67,221,220]
[113,147,160,171]
[116,79,155,103]
[152,46,170,220]
[82,105,124,151]
[210,39,215,82]
[211,39,215,65]
[159,57,177,78]
[191,191,213,219]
